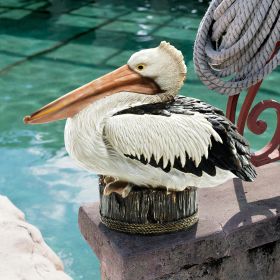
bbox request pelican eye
[137,64,145,71]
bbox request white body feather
[65,92,234,191]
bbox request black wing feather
[115,96,257,181]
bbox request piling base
[99,179,198,235]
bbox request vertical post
[226,42,280,167]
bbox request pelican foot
[103,175,118,185]
[103,178,133,198]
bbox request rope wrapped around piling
[194,0,280,96]
[99,179,198,235]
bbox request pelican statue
[24,41,256,197]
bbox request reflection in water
[29,148,100,204]
[0,146,100,279]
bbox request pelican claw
[103,176,133,197]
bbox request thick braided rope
[100,212,198,235]
[194,0,280,95]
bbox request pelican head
[24,41,187,124]
[128,41,186,93]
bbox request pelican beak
[23,65,160,124]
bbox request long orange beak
[23,65,161,124]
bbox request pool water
[0,0,279,279]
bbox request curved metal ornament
[226,42,280,167]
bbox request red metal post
[226,42,280,167]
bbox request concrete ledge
[79,163,280,280]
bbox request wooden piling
[99,177,198,235]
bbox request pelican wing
[104,96,256,180]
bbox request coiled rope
[100,212,198,235]
[194,0,280,96]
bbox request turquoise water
[0,0,279,279]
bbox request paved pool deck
[79,162,280,280]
